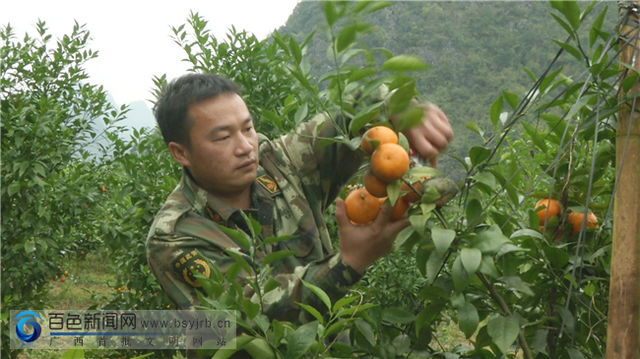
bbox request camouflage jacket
[146,112,366,324]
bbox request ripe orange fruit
[60,277,67,283]
[364,170,389,198]
[401,181,423,203]
[371,143,410,182]
[362,126,399,154]
[64,271,68,277]
[54,277,58,281]
[391,197,410,221]
[378,197,411,221]
[345,188,382,225]
[567,211,599,234]
[535,199,561,225]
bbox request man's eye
[244,126,254,132]
[216,136,230,141]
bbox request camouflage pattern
[146,112,366,325]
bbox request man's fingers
[374,202,394,225]
[429,156,438,168]
[433,116,455,141]
[335,198,351,228]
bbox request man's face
[182,93,259,197]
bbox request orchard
[2,1,639,359]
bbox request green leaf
[382,307,416,324]
[452,256,469,293]
[263,277,282,294]
[324,2,339,26]
[490,97,504,129]
[466,198,483,227]
[407,166,443,179]
[61,349,85,359]
[415,300,446,336]
[263,235,296,245]
[590,7,608,47]
[130,354,153,359]
[333,295,360,312]
[426,250,445,283]
[479,255,500,278]
[392,333,411,355]
[368,1,394,13]
[532,329,549,355]
[394,226,416,250]
[550,13,574,39]
[263,250,297,265]
[24,240,36,254]
[466,122,484,137]
[8,183,21,196]
[296,302,324,324]
[337,26,357,53]
[562,0,581,30]
[511,229,543,240]
[354,318,375,345]
[212,334,255,359]
[540,67,564,93]
[556,305,574,333]
[502,91,519,110]
[396,107,424,132]
[432,227,456,256]
[224,249,253,275]
[458,301,479,339]
[294,103,309,124]
[289,37,302,64]
[286,321,318,359]
[474,171,496,190]
[219,226,251,251]
[387,180,402,206]
[553,39,583,61]
[301,279,331,311]
[568,348,586,359]
[243,298,260,319]
[362,77,387,98]
[382,55,429,72]
[469,146,491,167]
[487,316,520,354]
[502,276,534,296]
[471,225,511,254]
[460,248,482,276]
[350,102,383,135]
[496,244,528,258]
[544,247,570,269]
[335,303,378,318]
[388,81,415,115]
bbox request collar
[181,166,278,228]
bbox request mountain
[277,1,618,172]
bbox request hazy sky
[1,0,300,106]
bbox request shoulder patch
[171,250,212,288]
[257,174,281,195]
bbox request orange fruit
[364,170,389,198]
[401,181,423,203]
[362,126,399,154]
[567,211,599,234]
[64,271,68,277]
[535,199,561,225]
[391,197,410,221]
[345,188,382,225]
[53,277,58,281]
[371,143,410,182]
[60,277,67,283]
[379,197,411,221]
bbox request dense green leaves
[488,316,520,354]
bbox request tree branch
[478,273,533,359]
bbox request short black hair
[153,73,242,148]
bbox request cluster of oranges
[117,286,127,292]
[53,270,69,282]
[345,126,423,225]
[535,198,599,235]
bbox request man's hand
[399,103,454,167]
[335,198,411,274]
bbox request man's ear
[168,141,191,167]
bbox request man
[146,73,454,324]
